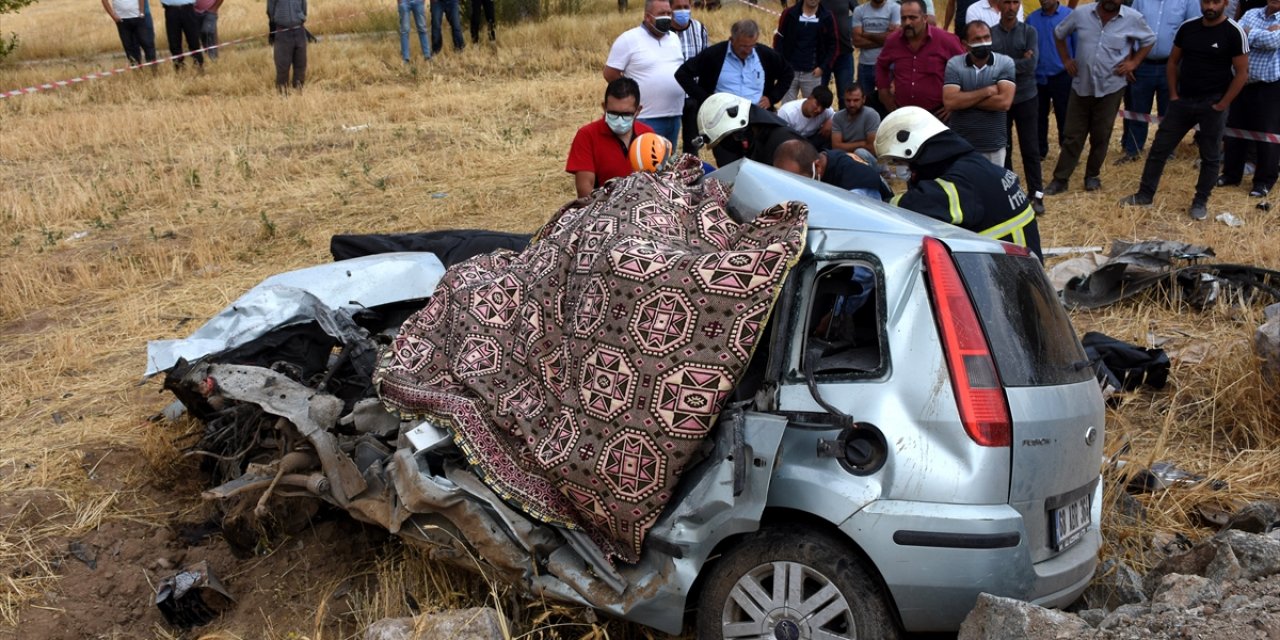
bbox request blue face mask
[605,113,636,135]
[673,9,691,26]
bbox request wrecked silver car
[151,158,1106,638]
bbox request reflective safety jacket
[890,131,1041,258]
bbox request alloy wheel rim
[721,560,856,639]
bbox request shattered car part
[155,561,234,628]
[1120,460,1228,494]
[1062,240,1280,310]
[145,252,444,376]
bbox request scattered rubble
[958,509,1280,639]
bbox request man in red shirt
[874,0,966,119]
[566,78,656,198]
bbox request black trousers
[163,3,203,68]
[1137,95,1227,204]
[468,0,495,41]
[1005,96,1043,196]
[116,16,157,65]
[1222,80,1280,191]
[1037,71,1070,160]
[273,27,308,90]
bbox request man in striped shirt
[1220,0,1280,196]
[672,0,710,153]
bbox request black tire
[696,526,902,640]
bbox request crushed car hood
[145,252,445,376]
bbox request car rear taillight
[922,237,1012,447]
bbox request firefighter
[696,92,803,167]
[876,105,1041,258]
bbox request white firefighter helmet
[697,93,753,149]
[874,106,950,161]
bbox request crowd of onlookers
[100,0,221,71]
[571,0,1280,226]
[100,0,499,91]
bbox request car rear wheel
[696,526,902,640]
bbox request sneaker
[1084,177,1102,192]
[1031,197,1045,215]
[1217,176,1240,188]
[1114,153,1141,165]
[1189,202,1208,221]
[1119,193,1153,206]
[1043,179,1068,196]
[1250,185,1270,198]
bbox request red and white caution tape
[0,28,286,100]
[730,0,784,19]
[1118,109,1280,145]
[1,9,369,101]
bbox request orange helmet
[629,132,674,173]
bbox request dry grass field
[1,0,1279,637]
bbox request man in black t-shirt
[1119,0,1249,220]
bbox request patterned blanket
[374,157,808,562]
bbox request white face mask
[605,113,636,135]
[811,162,819,180]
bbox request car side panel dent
[611,409,789,634]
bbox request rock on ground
[958,593,1092,640]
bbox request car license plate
[1051,493,1091,551]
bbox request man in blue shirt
[1117,0,1201,163]
[675,20,794,123]
[1027,0,1073,160]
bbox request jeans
[1037,71,1070,159]
[1121,61,1170,156]
[274,26,307,90]
[469,0,496,42]
[1052,88,1125,183]
[1137,95,1227,205]
[824,51,854,109]
[162,3,203,68]
[852,147,877,169]
[1005,96,1043,196]
[1222,80,1280,191]
[399,0,430,60]
[431,0,465,53]
[199,12,218,59]
[116,16,157,65]
[858,62,887,117]
[639,116,681,146]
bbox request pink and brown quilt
[373,157,808,562]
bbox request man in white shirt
[102,0,157,65]
[966,0,1023,26]
[777,85,836,147]
[604,0,689,144]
